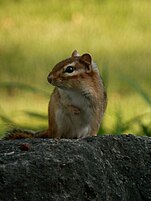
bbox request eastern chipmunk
[4,50,107,140]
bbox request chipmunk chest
[57,88,92,125]
[59,89,88,110]
[55,89,93,137]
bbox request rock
[0,135,151,201]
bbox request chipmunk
[4,50,107,140]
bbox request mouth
[47,77,63,88]
[47,74,52,84]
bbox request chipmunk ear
[72,50,80,57]
[80,53,92,71]
[80,53,92,65]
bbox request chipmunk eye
[64,66,74,73]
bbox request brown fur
[4,51,107,140]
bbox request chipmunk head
[47,50,99,90]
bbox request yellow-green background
[0,0,151,137]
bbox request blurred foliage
[0,0,151,137]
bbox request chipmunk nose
[47,74,53,83]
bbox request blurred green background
[0,0,151,137]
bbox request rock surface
[0,134,151,201]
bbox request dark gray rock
[0,135,151,201]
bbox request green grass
[0,0,151,137]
